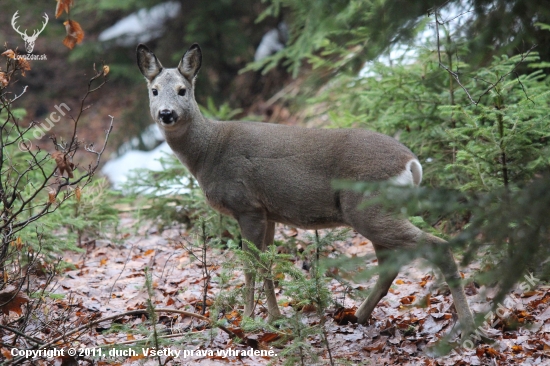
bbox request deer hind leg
[345,201,474,335]
[355,245,399,324]
[343,202,416,324]
[422,233,475,336]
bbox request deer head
[11,11,49,53]
[137,43,203,130]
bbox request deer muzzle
[159,109,176,125]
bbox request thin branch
[66,64,107,154]
[443,9,473,24]
[433,7,537,106]
[6,85,28,104]
[9,116,113,230]
[112,329,211,346]
[0,324,43,346]
[107,239,136,302]
[513,71,535,105]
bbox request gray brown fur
[137,43,475,336]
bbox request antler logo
[11,11,49,54]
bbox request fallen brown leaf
[333,307,358,325]
[228,327,246,339]
[57,355,79,366]
[400,295,416,305]
[258,332,280,343]
[0,286,29,315]
[363,336,388,352]
[511,345,523,353]
[475,347,484,358]
[128,354,146,361]
[1,348,13,360]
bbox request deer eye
[152,89,158,96]
[178,89,186,97]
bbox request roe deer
[137,43,475,336]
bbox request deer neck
[162,112,215,178]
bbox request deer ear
[136,44,163,81]
[178,43,202,82]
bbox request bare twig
[0,324,43,346]
[107,239,137,302]
[7,85,28,104]
[111,328,211,346]
[432,6,537,106]
[512,71,535,105]
[7,116,113,231]
[66,64,108,154]
[179,220,213,316]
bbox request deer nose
[159,109,175,124]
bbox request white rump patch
[390,159,423,186]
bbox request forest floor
[44,214,550,365]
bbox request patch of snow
[98,1,181,46]
[102,141,171,188]
[102,123,190,195]
[254,22,288,61]
[116,124,165,157]
[102,141,188,193]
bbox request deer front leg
[243,264,256,319]
[262,221,282,322]
[238,213,269,319]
